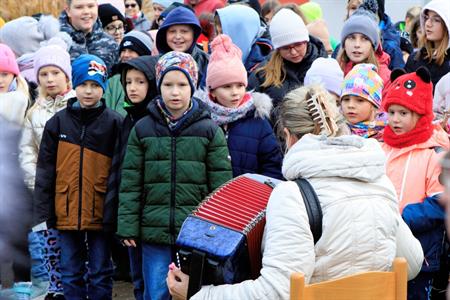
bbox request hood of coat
[421,0,450,49]
[216,5,262,63]
[155,7,202,54]
[283,134,387,183]
[118,55,159,107]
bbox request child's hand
[122,239,136,247]
[167,264,189,300]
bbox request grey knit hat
[341,14,379,49]
[0,15,60,57]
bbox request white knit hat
[269,8,309,49]
[304,58,344,96]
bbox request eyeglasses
[279,41,307,52]
[125,3,137,8]
[105,25,124,33]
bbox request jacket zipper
[170,136,176,245]
[78,125,86,230]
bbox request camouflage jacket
[59,11,118,73]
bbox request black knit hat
[119,30,153,56]
[99,4,126,28]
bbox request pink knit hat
[33,45,72,84]
[0,43,20,76]
[206,34,247,91]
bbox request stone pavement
[33,281,134,300]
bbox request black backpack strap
[295,178,323,244]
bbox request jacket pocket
[55,184,69,223]
[92,184,106,223]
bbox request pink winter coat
[382,126,450,212]
[343,49,392,87]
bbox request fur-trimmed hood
[194,88,273,119]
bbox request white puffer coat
[19,90,75,190]
[192,134,423,300]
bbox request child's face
[166,25,194,52]
[126,69,149,104]
[346,0,362,19]
[152,3,165,21]
[341,95,376,124]
[160,70,191,119]
[75,80,103,108]
[424,10,445,43]
[344,33,372,64]
[387,104,421,135]
[210,83,246,108]
[66,0,98,33]
[0,72,15,93]
[38,66,69,98]
[120,49,139,63]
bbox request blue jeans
[128,243,144,300]
[142,243,172,300]
[28,231,47,283]
[59,231,113,300]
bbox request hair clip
[306,91,339,137]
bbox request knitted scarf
[202,93,254,126]
[156,97,197,131]
[383,116,434,148]
[347,112,387,141]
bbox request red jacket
[185,0,225,16]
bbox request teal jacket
[104,74,126,116]
[117,98,232,245]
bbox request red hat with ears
[382,67,434,148]
[382,67,433,119]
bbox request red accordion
[176,174,281,292]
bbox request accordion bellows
[176,174,281,284]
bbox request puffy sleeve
[192,181,315,300]
[19,112,39,190]
[395,212,424,280]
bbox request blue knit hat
[72,54,108,92]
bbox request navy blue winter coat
[226,111,283,180]
[402,194,446,272]
[196,90,283,180]
[379,13,404,70]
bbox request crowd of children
[0,0,450,299]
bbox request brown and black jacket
[33,98,123,231]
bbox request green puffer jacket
[117,98,232,245]
[104,74,127,117]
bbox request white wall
[315,0,429,40]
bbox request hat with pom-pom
[0,15,60,57]
[341,0,380,49]
[206,34,248,90]
[341,63,384,108]
[0,43,20,76]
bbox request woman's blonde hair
[417,13,449,66]
[337,41,379,70]
[255,50,286,88]
[276,84,347,140]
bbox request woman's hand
[167,264,189,300]
[122,239,136,247]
